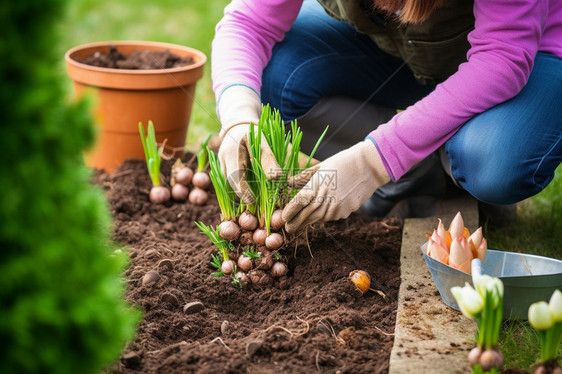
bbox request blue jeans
[261,0,562,204]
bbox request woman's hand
[217,86,281,204]
[282,140,390,233]
[218,124,281,204]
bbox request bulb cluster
[217,209,289,289]
[170,159,210,205]
[198,105,329,290]
[140,122,214,205]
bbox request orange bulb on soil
[349,270,371,294]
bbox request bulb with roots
[270,209,285,230]
[219,220,240,241]
[237,255,253,272]
[468,347,482,366]
[248,269,273,288]
[235,271,250,289]
[175,166,194,186]
[189,187,208,205]
[171,183,189,201]
[239,211,258,231]
[221,260,236,275]
[192,171,211,189]
[255,249,274,271]
[479,349,503,372]
[239,231,254,246]
[265,233,283,250]
[534,364,562,374]
[150,186,170,203]
[253,228,267,246]
[271,261,288,278]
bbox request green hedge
[0,1,139,373]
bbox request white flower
[475,275,494,296]
[488,277,504,307]
[451,283,484,319]
[529,301,554,331]
[474,275,503,307]
[548,289,562,322]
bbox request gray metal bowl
[421,242,562,319]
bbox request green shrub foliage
[0,1,139,373]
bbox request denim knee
[446,52,562,204]
[446,135,553,205]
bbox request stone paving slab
[389,197,480,374]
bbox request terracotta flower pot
[65,40,206,173]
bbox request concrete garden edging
[389,197,479,374]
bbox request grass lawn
[58,0,561,370]
[485,170,562,261]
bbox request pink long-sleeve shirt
[212,0,562,181]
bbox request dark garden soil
[95,156,403,374]
[78,45,193,69]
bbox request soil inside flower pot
[95,157,403,374]
[77,45,194,69]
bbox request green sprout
[210,253,222,269]
[304,124,329,169]
[237,201,257,217]
[210,253,224,277]
[259,105,303,186]
[451,275,504,374]
[285,120,303,178]
[247,124,266,216]
[195,221,232,262]
[245,105,329,234]
[248,125,278,234]
[247,109,288,233]
[259,105,294,172]
[242,248,261,259]
[139,121,164,187]
[528,289,562,364]
[231,268,242,290]
[207,147,237,221]
[256,162,276,234]
[477,278,503,350]
[196,133,212,172]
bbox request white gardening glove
[217,85,281,204]
[282,140,390,233]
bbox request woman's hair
[372,0,443,23]
[401,0,444,23]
